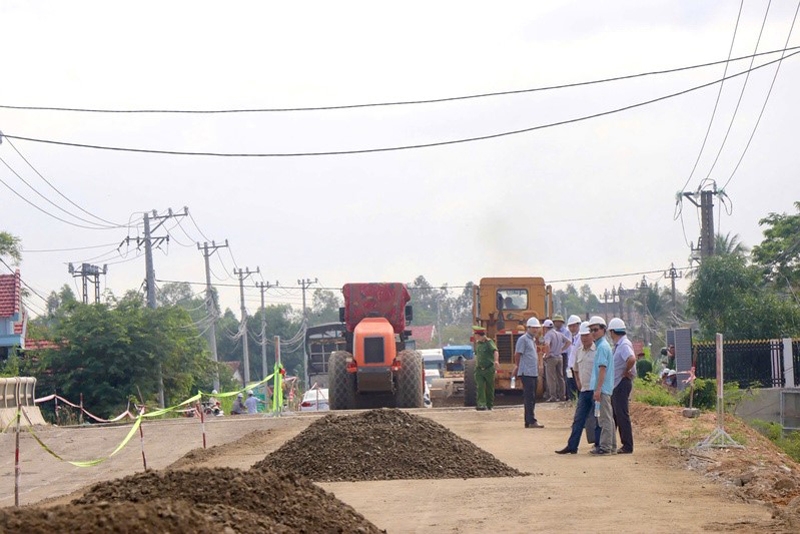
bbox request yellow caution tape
[199,373,275,400]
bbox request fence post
[784,338,795,389]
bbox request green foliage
[686,255,800,340]
[679,378,752,413]
[0,231,22,264]
[632,376,680,407]
[0,350,21,377]
[750,420,800,462]
[32,298,215,418]
[751,201,800,291]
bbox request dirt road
[0,402,784,532]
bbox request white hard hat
[668,369,677,376]
[542,319,554,328]
[211,389,218,395]
[608,318,626,332]
[526,317,541,328]
[579,321,591,335]
[247,389,254,395]
[588,315,606,327]
[237,393,243,398]
[567,314,582,326]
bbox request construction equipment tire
[328,351,357,410]
[396,350,424,409]
[464,358,477,407]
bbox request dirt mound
[70,467,383,533]
[252,408,528,482]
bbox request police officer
[473,325,499,411]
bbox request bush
[679,378,751,413]
[632,377,680,407]
[751,419,800,462]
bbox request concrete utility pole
[235,266,259,384]
[298,277,317,388]
[665,263,682,313]
[68,263,107,304]
[683,183,719,263]
[255,280,278,382]
[128,207,188,407]
[197,240,228,391]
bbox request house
[0,270,26,359]
[408,324,438,349]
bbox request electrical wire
[4,50,800,158]
[721,0,800,191]
[3,138,125,228]
[22,242,119,253]
[0,158,127,230]
[679,0,744,194]
[3,45,799,114]
[700,0,773,188]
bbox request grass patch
[750,420,800,462]
[632,375,680,407]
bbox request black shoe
[589,448,611,455]
[555,447,577,454]
[617,448,633,454]
[476,406,487,411]
[525,422,544,428]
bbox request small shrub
[679,378,751,413]
[633,378,680,407]
[750,419,800,462]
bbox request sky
[2,0,799,319]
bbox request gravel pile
[252,408,528,482]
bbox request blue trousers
[567,390,601,451]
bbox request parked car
[299,388,329,411]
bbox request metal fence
[793,339,800,388]
[694,339,784,388]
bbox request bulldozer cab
[472,277,552,381]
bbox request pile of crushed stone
[0,467,382,534]
[253,408,528,482]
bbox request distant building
[408,324,437,349]
[0,270,26,358]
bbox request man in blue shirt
[588,316,615,455]
[513,317,544,428]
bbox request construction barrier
[0,377,46,427]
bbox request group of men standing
[554,315,636,455]
[473,313,637,455]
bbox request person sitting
[231,393,246,415]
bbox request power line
[721,0,800,191]
[4,50,798,158]
[698,0,773,189]
[3,137,124,228]
[678,0,745,194]
[22,242,119,253]
[2,45,799,114]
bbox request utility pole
[298,277,317,388]
[235,266,259,384]
[68,263,107,304]
[683,182,719,263]
[197,240,228,391]
[665,263,682,313]
[127,207,188,408]
[255,280,278,382]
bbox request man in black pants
[513,317,544,428]
[608,317,636,454]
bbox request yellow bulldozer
[464,277,553,405]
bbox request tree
[751,201,800,290]
[715,232,749,258]
[0,231,22,265]
[686,254,800,340]
[33,298,216,417]
[310,289,341,325]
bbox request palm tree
[715,232,749,258]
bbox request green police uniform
[474,336,498,409]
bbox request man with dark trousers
[608,317,636,454]
[513,317,544,428]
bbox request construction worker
[553,314,571,400]
[565,314,582,400]
[542,319,571,402]
[514,317,544,428]
[473,325,499,411]
[608,317,636,454]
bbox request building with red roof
[0,269,26,357]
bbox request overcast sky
[2,0,799,318]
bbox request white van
[419,349,445,385]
